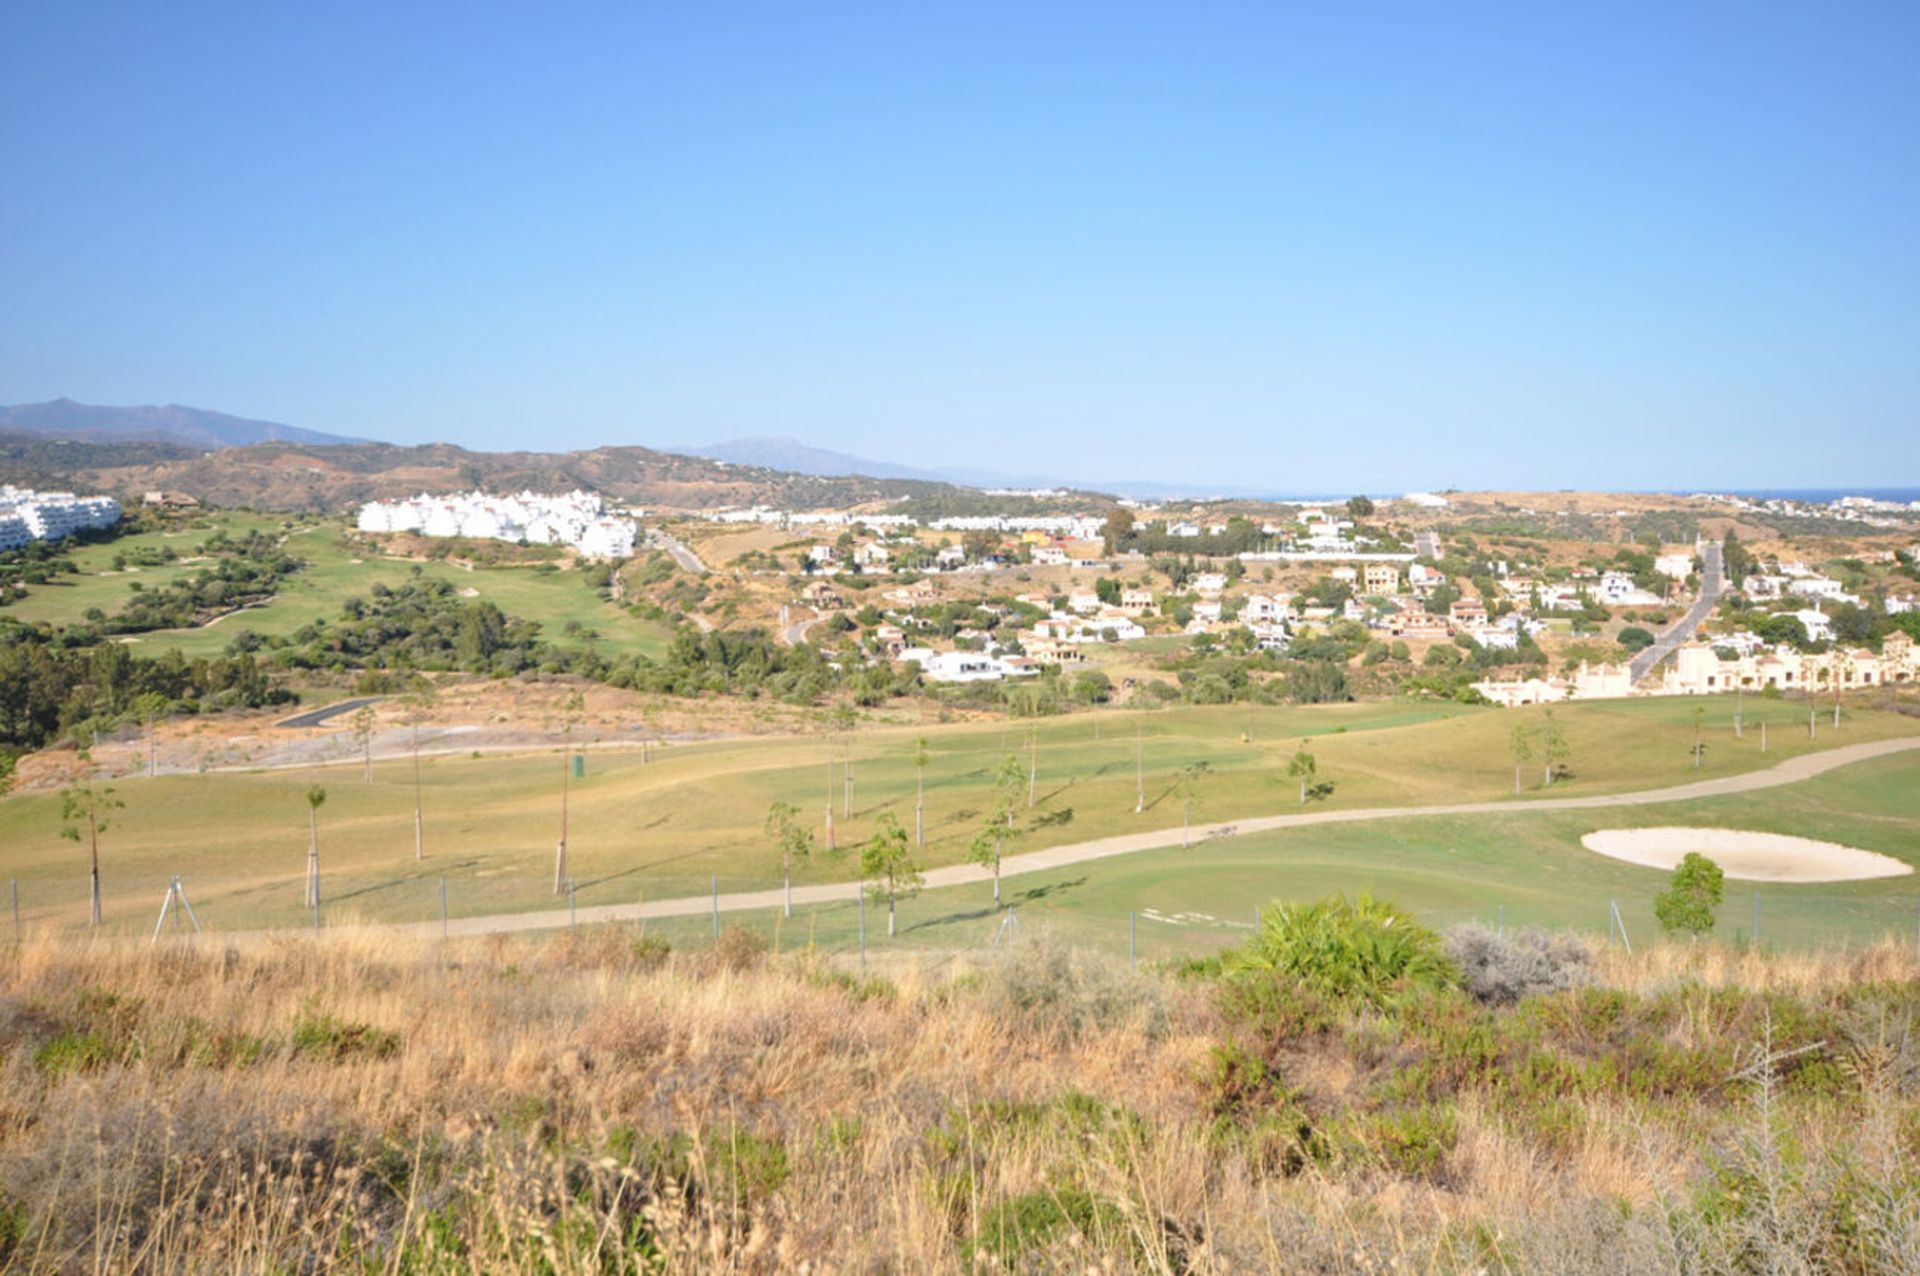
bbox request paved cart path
[328,734,1920,940]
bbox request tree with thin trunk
[59,784,123,927]
[824,758,836,851]
[859,812,921,938]
[1286,743,1317,805]
[131,692,168,780]
[351,705,377,783]
[1134,712,1146,813]
[970,752,1024,904]
[1508,722,1535,795]
[833,702,856,818]
[554,690,583,894]
[1690,703,1707,770]
[1541,708,1569,787]
[405,676,437,862]
[912,736,930,847]
[1173,760,1211,846]
[1027,717,1039,808]
[303,785,326,910]
[764,800,818,919]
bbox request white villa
[1471,661,1634,708]
[1654,553,1695,581]
[897,647,1038,683]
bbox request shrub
[1225,894,1457,1006]
[979,935,1172,1040]
[1655,852,1725,937]
[1444,925,1593,1006]
[704,926,768,975]
[33,1029,120,1077]
[963,1188,1124,1267]
[288,1011,402,1062]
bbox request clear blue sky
[3,2,1916,492]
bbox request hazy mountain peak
[0,399,370,449]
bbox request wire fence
[9,869,1920,968]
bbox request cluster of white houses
[0,485,122,552]
[356,491,639,559]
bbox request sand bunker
[1580,828,1913,883]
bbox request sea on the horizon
[1718,488,1920,504]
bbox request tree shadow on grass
[572,865,646,892]
[902,875,1087,934]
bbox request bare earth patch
[1580,827,1913,883]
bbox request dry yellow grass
[3,928,1918,1272]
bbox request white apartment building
[0,486,122,546]
[356,490,639,558]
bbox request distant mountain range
[0,401,1329,502]
[672,436,1318,501]
[0,399,369,449]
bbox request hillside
[0,434,957,513]
[0,398,368,448]
[4,927,1915,1272]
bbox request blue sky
[3,2,1916,491]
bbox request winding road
[649,530,709,576]
[1630,539,1723,684]
[349,734,1919,940]
[274,696,388,730]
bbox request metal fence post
[440,878,448,940]
[312,888,321,932]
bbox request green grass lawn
[6,694,1916,939]
[633,750,1920,962]
[8,512,677,661]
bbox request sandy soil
[1580,827,1913,882]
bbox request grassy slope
[8,512,677,660]
[821,750,1920,962]
[2,513,284,627]
[4,695,1916,937]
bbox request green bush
[1226,894,1457,1006]
[963,1187,1122,1266]
[288,1011,402,1062]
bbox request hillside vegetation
[0,432,952,514]
[2,923,1918,1272]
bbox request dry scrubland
[5,924,1920,1273]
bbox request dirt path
[353,735,1920,940]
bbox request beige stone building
[1659,634,1916,695]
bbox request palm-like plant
[1225,893,1456,1005]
